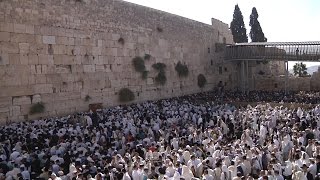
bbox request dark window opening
[223,37,226,44]
[208,48,210,54]
[219,66,222,74]
[274,83,278,88]
[211,60,213,66]
[224,67,228,72]
[224,82,227,86]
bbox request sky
[124,0,320,68]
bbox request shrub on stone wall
[119,88,135,102]
[118,37,125,45]
[152,63,167,85]
[132,56,148,79]
[157,27,163,32]
[175,61,189,77]
[155,71,167,85]
[85,95,91,102]
[144,54,151,60]
[197,74,207,88]
[152,63,166,71]
[29,102,45,115]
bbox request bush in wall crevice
[152,63,167,85]
[29,102,45,115]
[197,74,207,88]
[119,88,135,102]
[175,61,189,77]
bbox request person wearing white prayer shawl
[181,165,194,180]
[202,169,213,180]
[308,158,317,178]
[84,115,92,126]
[171,138,179,150]
[165,162,175,178]
[220,165,230,180]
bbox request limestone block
[25,25,35,34]
[9,106,21,117]
[13,24,26,33]
[13,96,31,105]
[147,78,154,85]
[0,97,12,107]
[55,65,71,74]
[0,23,13,32]
[35,75,47,84]
[28,54,39,65]
[36,65,42,74]
[33,84,53,94]
[111,34,120,41]
[0,32,10,42]
[19,43,30,54]
[43,36,56,44]
[92,47,102,56]
[0,53,9,65]
[83,65,96,72]
[19,54,28,65]
[52,45,66,55]
[95,65,105,72]
[106,48,117,56]
[1,42,19,54]
[0,107,9,113]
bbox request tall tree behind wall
[249,7,267,42]
[230,4,248,43]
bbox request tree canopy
[230,5,248,43]
[249,7,267,42]
[293,62,308,77]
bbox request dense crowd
[0,91,320,180]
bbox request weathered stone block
[9,106,21,117]
[19,43,30,53]
[0,53,9,65]
[0,32,10,42]
[83,65,96,72]
[13,24,26,33]
[33,84,53,94]
[13,96,31,105]
[0,23,13,32]
[43,36,56,44]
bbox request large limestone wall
[0,0,233,123]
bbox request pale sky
[124,0,320,68]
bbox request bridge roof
[229,41,320,46]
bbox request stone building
[0,0,237,123]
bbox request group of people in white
[0,92,320,180]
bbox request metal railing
[225,41,320,62]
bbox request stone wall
[254,76,311,91]
[0,0,234,123]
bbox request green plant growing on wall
[144,54,151,60]
[155,71,167,85]
[85,95,91,102]
[152,63,167,85]
[175,61,189,77]
[29,102,45,115]
[118,37,125,45]
[119,88,135,102]
[142,70,149,79]
[157,27,163,32]
[152,63,166,71]
[132,56,148,79]
[197,74,207,88]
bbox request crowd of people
[0,91,320,180]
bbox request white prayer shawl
[181,165,194,180]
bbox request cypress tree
[230,4,248,43]
[249,7,267,42]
